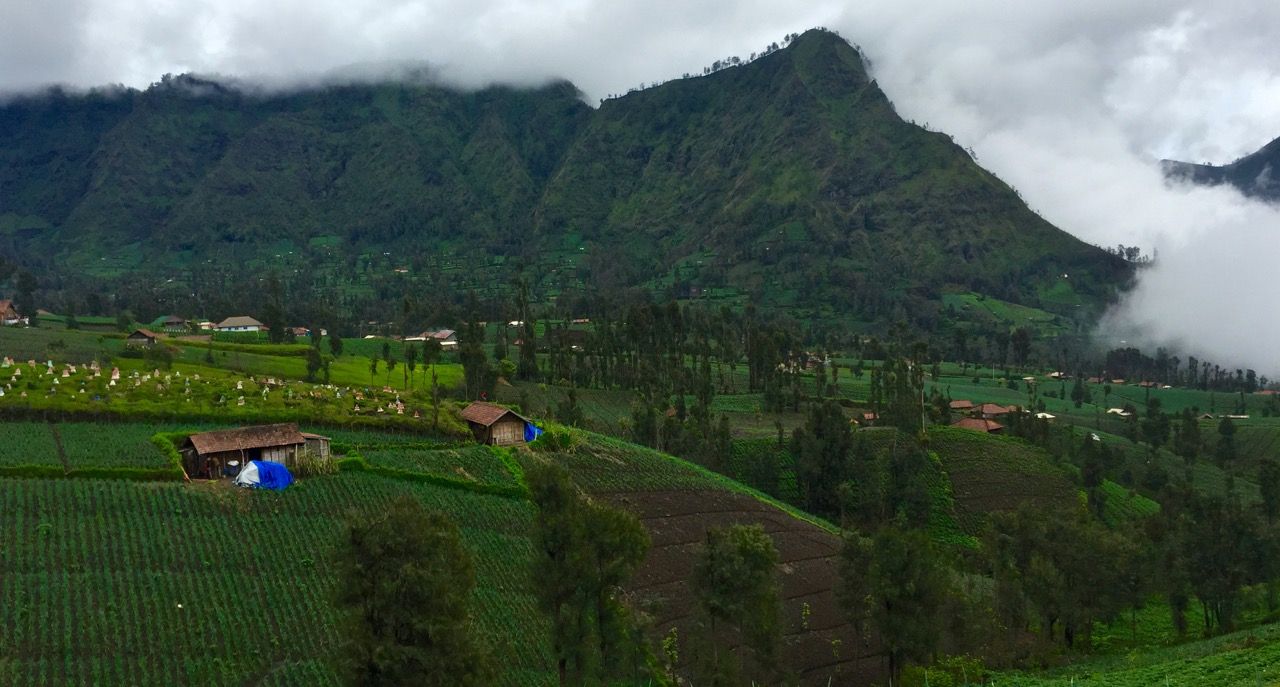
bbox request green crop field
[927,427,1080,535]
[530,432,725,493]
[0,421,62,469]
[941,292,1069,336]
[1099,479,1161,526]
[359,446,520,489]
[995,621,1280,686]
[0,473,553,686]
[55,422,182,469]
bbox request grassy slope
[997,622,1280,686]
[927,427,1081,534]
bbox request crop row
[0,473,552,686]
[534,434,720,493]
[359,446,518,488]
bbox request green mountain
[1162,135,1280,202]
[0,29,1130,330]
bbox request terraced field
[523,431,877,687]
[927,427,1079,534]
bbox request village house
[952,417,1005,434]
[0,299,22,325]
[158,315,189,334]
[125,328,160,348]
[460,401,534,446]
[428,328,458,347]
[976,403,1013,419]
[411,328,458,348]
[180,423,330,478]
[949,399,975,411]
[216,316,265,332]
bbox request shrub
[292,448,338,477]
[530,425,577,453]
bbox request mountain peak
[1164,135,1280,202]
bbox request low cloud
[833,1,1280,374]
[2,1,1278,371]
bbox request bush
[900,656,988,687]
[530,426,578,453]
[292,448,338,477]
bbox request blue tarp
[251,460,294,490]
[524,421,544,443]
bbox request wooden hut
[460,402,531,446]
[125,328,160,348]
[181,423,327,478]
[301,432,332,459]
[159,315,189,334]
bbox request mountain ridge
[0,29,1130,332]
[1162,134,1280,202]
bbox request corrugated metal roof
[186,423,305,454]
[460,402,527,427]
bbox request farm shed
[125,329,160,348]
[0,299,19,325]
[460,402,535,446]
[182,423,327,479]
[301,432,332,459]
[158,315,189,334]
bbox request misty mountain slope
[1162,135,1280,202]
[0,29,1130,330]
[537,29,1131,321]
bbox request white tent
[234,460,294,490]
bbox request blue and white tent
[524,421,544,443]
[234,460,294,490]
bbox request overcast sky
[3,0,1279,371]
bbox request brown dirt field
[947,466,1078,533]
[599,488,886,686]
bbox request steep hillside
[0,29,1131,331]
[1162,135,1280,202]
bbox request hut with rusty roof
[952,417,1005,434]
[461,402,534,446]
[180,423,329,479]
[125,328,160,348]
